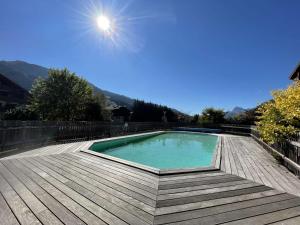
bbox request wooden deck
[221,135,300,196]
[1,134,300,224]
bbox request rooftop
[289,62,300,81]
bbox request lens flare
[96,15,111,32]
[71,0,176,52]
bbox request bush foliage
[256,81,300,143]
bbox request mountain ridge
[0,60,135,109]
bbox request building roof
[289,62,300,80]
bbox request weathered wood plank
[156,185,271,208]
[269,216,300,225]
[67,153,158,188]
[19,158,128,225]
[155,189,282,215]
[154,193,293,225]
[0,169,41,225]
[28,156,156,215]
[157,182,263,201]
[5,160,86,225]
[221,205,300,225]
[14,158,109,225]
[38,155,157,206]
[0,162,63,225]
[159,175,244,190]
[158,180,251,195]
[72,152,158,181]
[167,198,300,225]
[26,156,153,224]
[54,153,158,191]
[0,192,20,225]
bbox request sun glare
[97,15,111,32]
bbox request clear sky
[1,0,299,114]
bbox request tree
[191,114,199,124]
[256,81,300,143]
[112,106,131,121]
[3,106,38,120]
[93,92,111,121]
[225,108,258,125]
[199,107,225,124]
[29,68,106,121]
[131,100,179,122]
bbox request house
[0,73,28,112]
[289,62,300,81]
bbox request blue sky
[1,0,299,114]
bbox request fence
[1,120,299,170]
[0,121,191,154]
[0,121,254,154]
[250,128,300,165]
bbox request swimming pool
[89,131,219,171]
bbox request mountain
[225,107,247,119]
[0,60,48,90]
[0,60,134,109]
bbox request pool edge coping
[80,130,222,175]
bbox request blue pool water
[90,132,218,170]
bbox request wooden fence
[251,128,300,165]
[1,120,298,169]
[0,121,253,153]
[0,121,191,154]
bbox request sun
[96,15,111,32]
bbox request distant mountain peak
[225,106,247,119]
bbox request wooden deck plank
[159,175,244,190]
[45,155,157,198]
[229,138,254,180]
[158,171,225,184]
[0,192,20,225]
[221,205,300,225]
[221,135,300,195]
[155,189,282,215]
[38,155,157,206]
[4,160,87,225]
[154,193,294,225]
[31,156,156,216]
[39,156,156,214]
[167,198,300,225]
[0,170,41,225]
[68,153,158,188]
[71,152,158,183]
[226,139,245,178]
[0,162,63,225]
[14,158,108,225]
[19,158,129,225]
[56,153,158,190]
[157,182,263,201]
[238,138,290,191]
[158,180,251,195]
[269,216,300,225]
[156,185,271,208]
[26,156,154,224]
[223,138,232,174]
